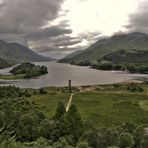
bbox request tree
[77,142,89,148]
[58,104,83,143]
[54,101,66,120]
[141,135,148,148]
[134,126,145,148]
[66,104,84,141]
[16,110,44,141]
[121,122,136,134]
[38,118,57,141]
[95,128,118,148]
[39,88,47,94]
[118,132,134,148]
[84,129,97,147]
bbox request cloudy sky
[0,0,147,58]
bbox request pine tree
[54,101,66,120]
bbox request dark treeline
[92,63,148,74]
[0,86,148,147]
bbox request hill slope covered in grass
[92,49,148,73]
[0,57,10,68]
[0,39,52,64]
[59,32,148,65]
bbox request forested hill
[10,62,48,78]
[0,39,52,64]
[103,49,148,64]
[92,49,148,74]
[59,32,148,64]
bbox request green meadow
[28,83,148,127]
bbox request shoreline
[0,78,146,89]
[0,61,148,89]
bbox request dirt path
[66,93,75,112]
[66,86,96,112]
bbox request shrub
[39,88,47,94]
[118,132,134,148]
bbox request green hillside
[59,32,148,64]
[0,57,10,68]
[103,49,148,64]
[0,40,52,64]
[92,49,148,73]
[59,50,83,63]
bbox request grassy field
[28,87,70,117]
[28,83,148,127]
[0,74,25,80]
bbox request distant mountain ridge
[59,32,148,64]
[0,40,52,64]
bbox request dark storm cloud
[30,35,82,53]
[0,0,64,34]
[32,43,79,58]
[0,0,84,58]
[29,35,81,49]
[55,40,81,47]
[127,1,148,33]
[26,26,72,40]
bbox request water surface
[0,62,147,88]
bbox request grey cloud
[29,35,81,52]
[123,25,134,30]
[0,0,64,34]
[127,1,148,33]
[0,0,83,58]
[29,36,78,46]
[59,20,70,28]
[28,35,80,50]
[32,44,78,58]
[0,0,102,58]
[26,26,72,40]
[79,32,102,41]
[54,40,81,47]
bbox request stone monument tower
[69,80,72,93]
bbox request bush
[141,135,148,148]
[118,132,134,148]
[39,88,47,94]
[77,142,89,148]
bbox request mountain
[0,57,10,68]
[0,40,52,64]
[59,50,82,63]
[59,32,148,64]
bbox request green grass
[0,74,25,80]
[139,101,148,111]
[73,92,148,127]
[29,88,70,117]
[28,84,148,127]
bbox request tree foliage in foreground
[0,86,148,147]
